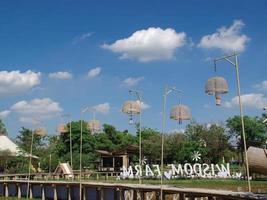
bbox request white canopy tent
[0,135,38,158]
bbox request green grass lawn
[86,178,267,193]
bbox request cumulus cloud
[122,77,144,87]
[224,93,267,109]
[136,100,150,110]
[10,98,62,122]
[93,103,110,114]
[49,71,72,80]
[255,80,267,91]
[102,27,187,62]
[72,32,93,44]
[87,67,101,78]
[198,20,249,52]
[0,110,11,118]
[0,70,41,96]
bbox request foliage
[55,122,136,170]
[226,115,267,149]
[3,113,266,173]
[0,119,8,135]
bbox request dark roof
[96,144,139,156]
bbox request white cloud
[93,103,110,114]
[72,32,93,44]
[87,67,101,78]
[102,27,187,62]
[136,100,150,110]
[10,98,62,122]
[49,71,72,80]
[0,70,41,96]
[122,77,144,87]
[224,93,267,109]
[255,80,267,91]
[198,20,249,52]
[0,110,11,118]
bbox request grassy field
[35,175,267,193]
[88,178,267,193]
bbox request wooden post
[29,185,33,199]
[41,184,45,200]
[67,185,71,200]
[83,186,86,200]
[17,184,21,199]
[53,184,58,200]
[4,183,9,197]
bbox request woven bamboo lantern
[170,104,191,124]
[205,76,228,106]
[87,119,101,134]
[56,124,68,134]
[122,100,141,124]
[34,127,47,137]
[248,146,267,175]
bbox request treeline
[0,114,266,173]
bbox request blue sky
[0,0,267,138]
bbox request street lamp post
[63,114,73,170]
[205,52,251,192]
[27,119,46,199]
[79,106,90,200]
[122,90,142,184]
[160,86,191,200]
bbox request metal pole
[27,129,34,199]
[160,86,167,200]
[69,118,73,171]
[79,113,83,200]
[234,54,251,192]
[49,154,51,175]
[139,96,142,185]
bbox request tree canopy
[1,114,266,173]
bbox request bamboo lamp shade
[87,119,101,134]
[170,104,191,124]
[34,127,47,137]
[56,124,68,134]
[205,76,228,106]
[122,100,141,115]
[248,146,267,175]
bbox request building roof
[96,145,139,156]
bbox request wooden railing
[0,179,266,200]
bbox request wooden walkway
[0,179,266,200]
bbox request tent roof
[0,135,38,158]
[0,135,19,155]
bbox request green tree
[0,119,8,135]
[226,115,267,149]
[164,132,186,163]
[139,127,161,164]
[184,122,232,163]
[55,121,97,169]
[16,127,47,155]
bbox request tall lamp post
[27,119,47,199]
[79,106,90,200]
[160,86,191,200]
[56,114,73,170]
[205,52,251,192]
[122,90,142,184]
